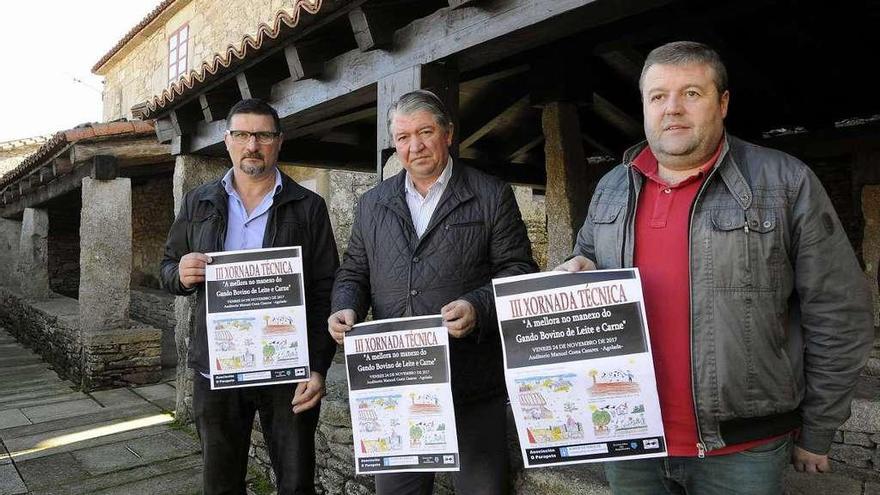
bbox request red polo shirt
[633,141,775,456]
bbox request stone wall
[101,0,297,120]
[328,170,378,257]
[132,174,175,289]
[81,324,163,390]
[826,398,880,486]
[0,287,82,383]
[47,192,81,298]
[514,186,548,269]
[131,286,177,368]
[0,218,21,287]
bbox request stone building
[1,0,879,493]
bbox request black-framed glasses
[226,130,280,144]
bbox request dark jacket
[160,171,339,377]
[574,135,873,454]
[332,164,538,403]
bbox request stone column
[172,154,231,422]
[79,177,162,390]
[542,101,590,268]
[80,178,132,330]
[0,218,22,289]
[18,207,51,299]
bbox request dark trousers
[375,395,511,495]
[193,375,320,495]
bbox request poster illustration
[493,269,666,467]
[345,316,459,474]
[204,247,310,389]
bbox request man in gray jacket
[329,90,537,494]
[558,41,872,493]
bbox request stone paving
[0,327,203,495]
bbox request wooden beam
[0,162,94,218]
[70,138,171,167]
[185,0,675,154]
[348,6,395,51]
[506,135,545,162]
[284,44,324,81]
[155,117,176,144]
[199,91,237,123]
[590,93,641,139]
[91,155,119,180]
[286,107,376,139]
[39,166,54,184]
[448,0,482,9]
[236,72,272,101]
[461,95,529,149]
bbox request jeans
[192,375,320,495]
[375,395,511,495]
[604,435,792,495]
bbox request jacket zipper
[688,162,723,459]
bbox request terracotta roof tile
[0,121,156,190]
[136,0,323,119]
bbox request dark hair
[387,90,453,135]
[225,99,282,132]
[639,41,728,96]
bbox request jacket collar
[623,132,752,209]
[377,160,476,237]
[196,167,308,214]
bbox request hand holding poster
[493,269,666,467]
[204,247,310,389]
[344,316,459,475]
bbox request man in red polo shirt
[558,41,872,493]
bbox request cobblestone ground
[0,326,202,495]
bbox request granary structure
[0,0,879,492]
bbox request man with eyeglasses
[160,98,339,494]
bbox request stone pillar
[18,207,51,299]
[172,154,231,422]
[0,218,22,288]
[80,177,161,390]
[861,183,880,377]
[542,101,590,268]
[80,178,132,330]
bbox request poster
[344,316,459,475]
[492,269,666,467]
[204,246,310,389]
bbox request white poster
[204,246,310,389]
[493,269,666,467]
[344,315,460,474]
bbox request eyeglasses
[226,130,280,144]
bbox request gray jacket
[573,134,873,455]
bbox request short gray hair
[386,90,452,135]
[639,41,728,96]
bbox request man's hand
[179,252,212,289]
[291,371,325,414]
[553,255,597,272]
[442,300,477,338]
[791,446,831,473]
[328,309,357,345]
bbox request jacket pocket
[710,208,780,291]
[590,202,625,268]
[191,212,221,253]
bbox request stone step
[0,403,161,443]
[0,392,85,412]
[26,453,203,495]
